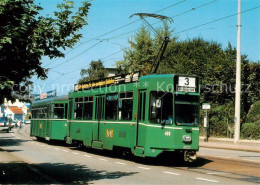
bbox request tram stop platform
[199,136,260,153]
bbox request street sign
[202,103,211,110]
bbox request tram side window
[32,108,37,118]
[74,98,83,119]
[40,107,47,118]
[35,108,41,118]
[105,94,118,120]
[53,104,64,119]
[149,91,173,124]
[83,96,93,120]
[64,104,68,119]
[119,92,133,120]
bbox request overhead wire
[42,0,187,68]
[108,0,219,40]
[43,2,260,85]
[43,0,219,84]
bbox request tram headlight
[183,135,192,142]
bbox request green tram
[30,95,68,141]
[65,73,200,161]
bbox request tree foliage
[116,23,176,75]
[0,0,91,104]
[79,60,107,83]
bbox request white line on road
[54,148,60,150]
[73,152,79,155]
[137,166,150,170]
[47,146,52,149]
[30,141,35,144]
[215,156,230,159]
[99,158,108,161]
[62,150,69,152]
[84,155,92,158]
[41,144,46,147]
[241,159,258,162]
[115,162,127,165]
[196,178,219,183]
[207,172,227,175]
[163,171,180,176]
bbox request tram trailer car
[30,95,68,141]
[65,74,200,161]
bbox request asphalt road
[0,125,259,184]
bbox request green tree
[116,23,175,75]
[0,0,91,104]
[79,60,107,83]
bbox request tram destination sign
[74,72,139,92]
[177,76,196,92]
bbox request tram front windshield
[149,91,173,124]
[175,95,199,125]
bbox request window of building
[118,92,133,120]
[149,91,173,124]
[83,96,93,120]
[105,94,118,120]
[74,98,83,119]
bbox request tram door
[46,104,52,139]
[68,98,73,137]
[93,95,105,141]
[136,90,146,147]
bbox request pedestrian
[17,120,21,133]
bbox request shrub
[241,122,260,139]
[246,100,260,123]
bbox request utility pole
[129,35,132,51]
[234,0,241,143]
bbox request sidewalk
[199,136,260,153]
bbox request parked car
[0,118,11,132]
[24,120,31,124]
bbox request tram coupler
[184,151,197,162]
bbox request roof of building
[9,106,23,115]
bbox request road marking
[54,148,60,150]
[41,144,46,147]
[196,178,219,183]
[47,146,52,149]
[30,141,35,144]
[242,159,258,162]
[163,171,180,176]
[11,133,14,137]
[84,155,92,158]
[215,156,230,159]
[137,166,150,170]
[73,152,79,155]
[115,162,127,165]
[99,158,108,161]
[207,172,227,175]
[62,150,69,152]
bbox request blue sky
[32,0,260,95]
